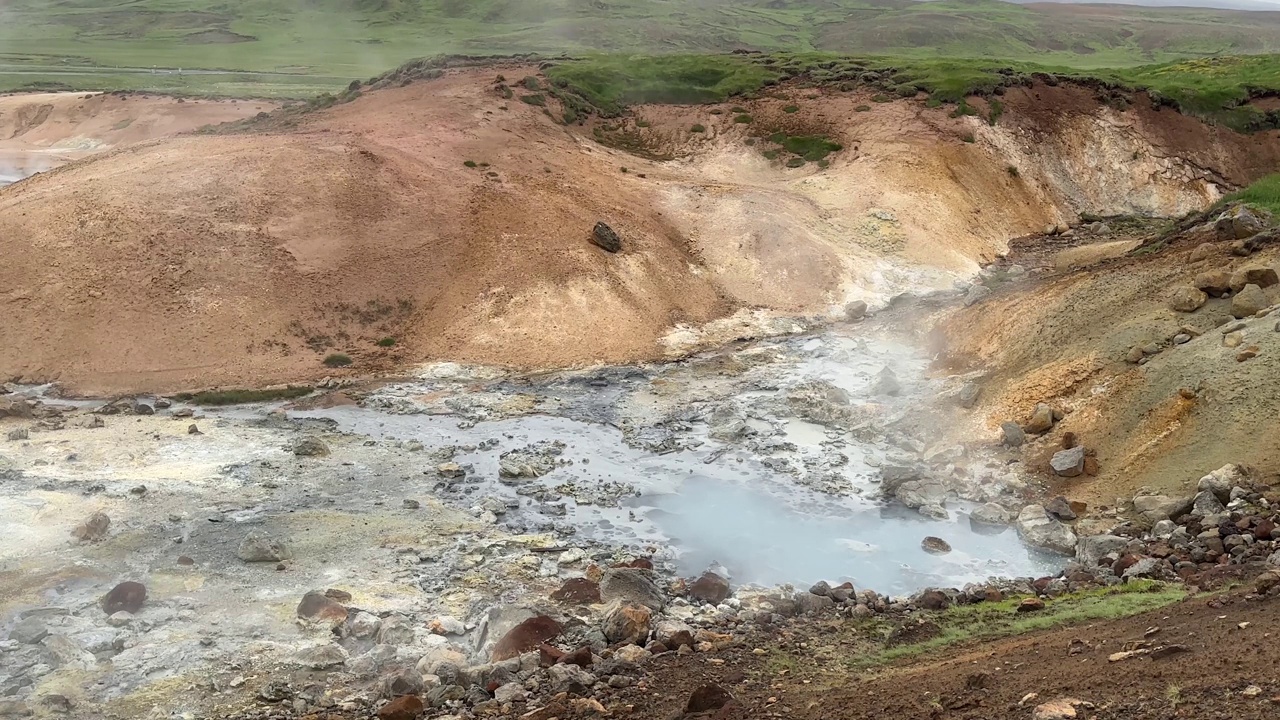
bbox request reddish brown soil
[602,589,1279,720]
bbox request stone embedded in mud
[437,462,465,478]
[101,581,146,615]
[1024,403,1055,434]
[844,300,868,320]
[1132,493,1193,523]
[1195,270,1233,297]
[590,221,621,253]
[548,663,595,695]
[377,694,424,720]
[1237,345,1260,362]
[957,381,981,409]
[1232,284,1268,318]
[601,601,652,644]
[551,577,601,604]
[1229,266,1279,293]
[686,684,734,714]
[7,427,28,441]
[1189,243,1216,262]
[236,532,292,563]
[1016,505,1078,555]
[1050,446,1085,477]
[963,285,991,307]
[1000,422,1026,447]
[291,437,329,457]
[297,591,348,625]
[970,502,1012,527]
[921,536,952,555]
[872,366,901,396]
[599,568,666,610]
[491,615,562,661]
[293,643,348,669]
[71,511,110,543]
[688,571,731,605]
[1168,286,1208,313]
[1044,496,1077,521]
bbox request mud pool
[288,325,1059,594]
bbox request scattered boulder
[1075,532,1126,566]
[1232,283,1268,318]
[963,285,991,307]
[957,382,981,409]
[1032,698,1082,720]
[614,644,651,663]
[600,601,652,644]
[291,437,330,457]
[794,592,835,614]
[917,589,950,610]
[1132,493,1193,523]
[1197,464,1247,503]
[9,616,49,644]
[1229,266,1279,293]
[1050,447,1085,477]
[377,694,424,720]
[236,532,292,563]
[293,643,348,669]
[872,366,901,396]
[551,578,601,605]
[491,615,562,661]
[1016,505,1078,555]
[1168,286,1207,313]
[71,512,110,542]
[1024,403,1055,433]
[1194,270,1232,297]
[1189,490,1225,517]
[1224,206,1265,240]
[1189,243,1216,262]
[297,591,348,625]
[7,427,28,441]
[548,663,595,695]
[1044,496,1077,521]
[1018,597,1046,613]
[921,536,952,555]
[102,581,147,614]
[1001,422,1026,447]
[844,300,868,321]
[970,503,1012,527]
[591,221,621,253]
[686,684,734,714]
[688,571,731,605]
[653,619,695,649]
[599,568,665,610]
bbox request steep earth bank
[0,65,1275,394]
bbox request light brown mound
[1,67,1276,394]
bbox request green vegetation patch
[170,386,313,406]
[520,93,546,106]
[768,132,843,162]
[854,581,1186,669]
[690,123,706,133]
[733,114,753,123]
[544,55,779,117]
[1224,173,1280,216]
[322,353,353,368]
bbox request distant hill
[0,0,1279,88]
[1016,0,1280,12]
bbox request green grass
[768,133,843,162]
[690,123,706,133]
[543,54,779,117]
[376,337,397,347]
[734,114,754,124]
[322,353,352,368]
[853,581,1185,669]
[170,386,313,405]
[3,0,1280,97]
[1224,173,1280,215]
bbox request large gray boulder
[1168,286,1207,313]
[599,568,665,610]
[1189,490,1225,517]
[1132,493,1193,523]
[970,503,1012,527]
[1075,535,1127,566]
[1197,464,1248,504]
[1015,505,1077,555]
[1231,283,1267,318]
[1050,447,1085,477]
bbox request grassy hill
[2,0,1280,96]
